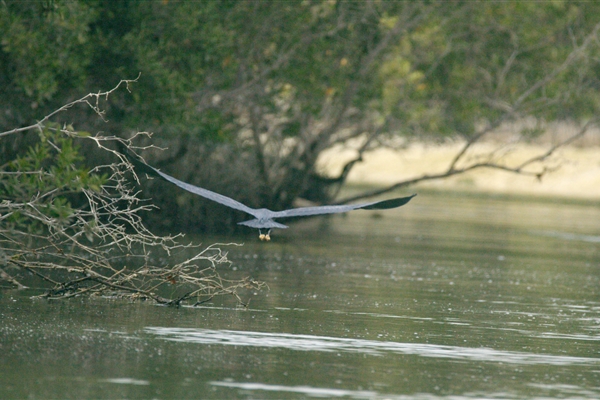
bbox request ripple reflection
[210,381,377,398]
[145,327,600,366]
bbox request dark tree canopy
[2,1,600,232]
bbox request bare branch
[0,74,141,139]
[1,81,265,306]
[335,120,596,205]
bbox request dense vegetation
[2,1,600,233]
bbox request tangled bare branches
[0,79,264,306]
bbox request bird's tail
[238,219,289,229]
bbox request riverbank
[320,141,600,200]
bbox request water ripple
[532,230,600,243]
[210,381,377,398]
[211,380,600,399]
[145,327,600,366]
[100,378,150,386]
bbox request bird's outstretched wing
[270,194,416,218]
[121,146,258,216]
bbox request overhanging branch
[335,120,596,205]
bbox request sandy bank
[320,141,600,200]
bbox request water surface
[1,192,599,399]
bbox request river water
[1,191,599,399]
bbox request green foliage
[0,1,96,104]
[0,125,106,233]
[2,1,599,138]
[375,2,600,137]
[2,1,600,232]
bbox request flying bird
[122,148,416,241]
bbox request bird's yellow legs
[259,229,272,241]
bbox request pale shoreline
[319,141,600,200]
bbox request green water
[1,192,599,399]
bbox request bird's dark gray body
[123,148,415,240]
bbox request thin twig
[1,79,264,306]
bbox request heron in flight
[122,148,416,241]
